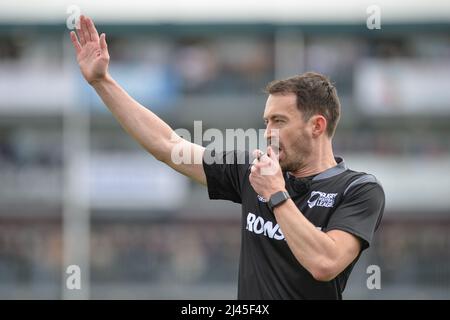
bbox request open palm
[70,15,110,85]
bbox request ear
[310,115,327,138]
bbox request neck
[288,141,337,178]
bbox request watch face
[272,192,283,203]
[270,191,289,209]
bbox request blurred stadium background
[0,0,450,299]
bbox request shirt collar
[312,157,347,181]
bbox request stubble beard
[279,141,311,173]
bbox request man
[70,16,385,299]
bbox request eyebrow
[263,114,289,121]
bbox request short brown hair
[265,72,341,137]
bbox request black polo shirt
[202,150,385,300]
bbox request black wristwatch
[268,190,291,210]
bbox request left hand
[249,146,286,200]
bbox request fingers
[100,33,107,51]
[86,16,99,42]
[75,15,103,47]
[76,23,86,46]
[252,157,271,172]
[70,31,82,54]
[80,15,91,42]
[252,149,267,162]
[252,149,261,159]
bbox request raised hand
[70,15,110,85]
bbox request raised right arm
[70,15,206,185]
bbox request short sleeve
[324,179,385,251]
[202,149,251,204]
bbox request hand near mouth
[250,147,286,200]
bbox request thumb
[100,33,107,51]
[267,146,274,158]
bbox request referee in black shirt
[71,16,385,300]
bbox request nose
[264,123,275,139]
[264,128,269,140]
[264,128,279,145]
